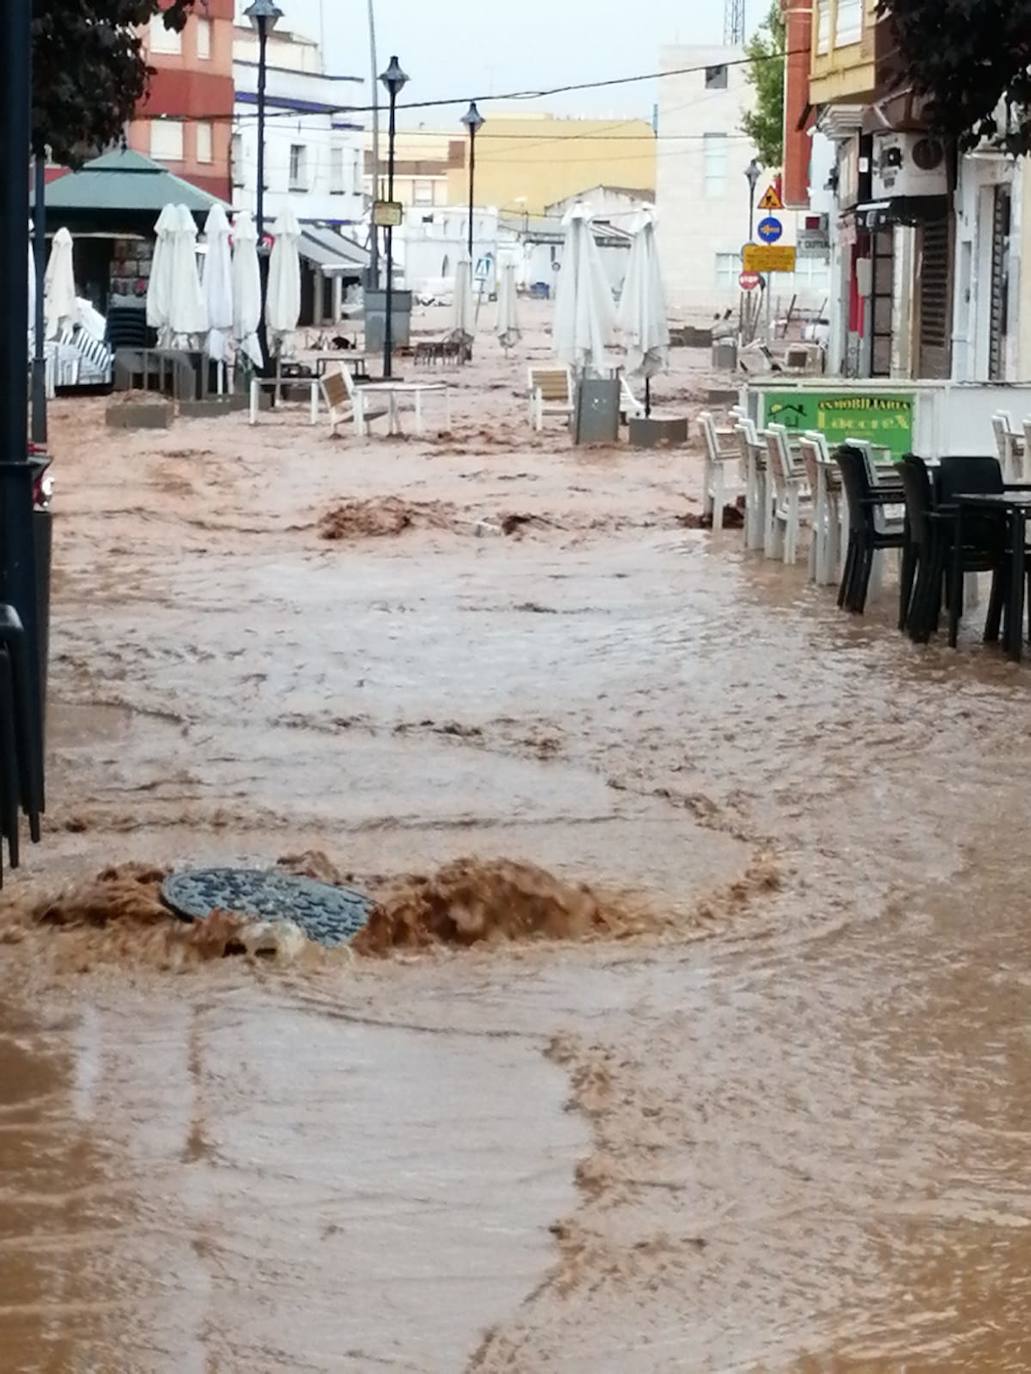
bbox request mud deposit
[319,495,461,540]
[2,854,661,969]
[5,302,1031,1372]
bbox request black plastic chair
[0,605,43,853]
[0,651,22,874]
[898,455,939,639]
[835,445,906,614]
[939,457,1009,648]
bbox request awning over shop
[849,196,950,230]
[298,226,369,277]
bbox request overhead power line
[147,46,804,124]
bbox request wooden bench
[528,365,574,432]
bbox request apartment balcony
[809,0,887,106]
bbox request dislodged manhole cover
[162,868,373,948]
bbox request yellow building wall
[445,115,656,215]
[809,0,880,105]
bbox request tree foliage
[742,2,786,167]
[882,0,1031,153]
[32,0,197,164]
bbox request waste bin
[364,290,413,353]
[573,377,620,445]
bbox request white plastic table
[354,381,450,437]
[249,373,319,426]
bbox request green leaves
[742,2,786,167]
[882,0,1031,153]
[32,0,197,166]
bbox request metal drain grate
[161,868,373,949]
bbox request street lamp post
[1,0,45,815]
[245,0,283,379]
[460,101,485,263]
[380,55,408,380]
[31,151,48,447]
[745,157,762,242]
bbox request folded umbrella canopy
[44,227,79,341]
[231,210,263,369]
[496,261,521,354]
[27,232,34,335]
[266,205,301,358]
[451,257,475,342]
[553,202,616,375]
[167,204,208,349]
[617,207,669,415]
[146,203,179,348]
[202,204,234,364]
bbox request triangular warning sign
[758,184,784,211]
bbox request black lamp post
[2,0,45,822]
[745,157,762,242]
[460,101,485,263]
[31,151,48,447]
[380,54,408,379]
[245,0,283,377]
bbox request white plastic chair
[734,416,769,552]
[992,412,1024,483]
[619,374,647,421]
[698,410,738,532]
[764,425,811,565]
[799,433,844,586]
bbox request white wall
[952,151,1021,382]
[657,45,760,321]
[398,208,501,296]
[656,45,832,324]
[233,43,364,226]
[547,186,651,226]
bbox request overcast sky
[245,0,732,122]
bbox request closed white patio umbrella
[266,205,302,357]
[45,227,79,340]
[496,261,521,354]
[451,257,475,342]
[167,204,207,348]
[618,207,669,414]
[202,204,234,364]
[27,234,35,335]
[231,210,263,369]
[553,202,616,375]
[146,203,178,347]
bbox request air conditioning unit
[871,132,948,199]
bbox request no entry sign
[739,271,761,292]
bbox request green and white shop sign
[759,390,916,459]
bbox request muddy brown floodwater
[3,301,1031,1371]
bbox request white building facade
[232,24,365,228]
[656,44,832,324]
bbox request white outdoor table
[249,371,319,426]
[354,381,450,437]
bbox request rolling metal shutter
[917,218,951,380]
[988,186,1011,382]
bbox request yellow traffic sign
[373,200,404,228]
[742,243,797,273]
[757,183,784,211]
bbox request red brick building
[128,0,234,202]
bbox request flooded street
[4,307,1031,1370]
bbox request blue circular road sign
[757,216,783,244]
